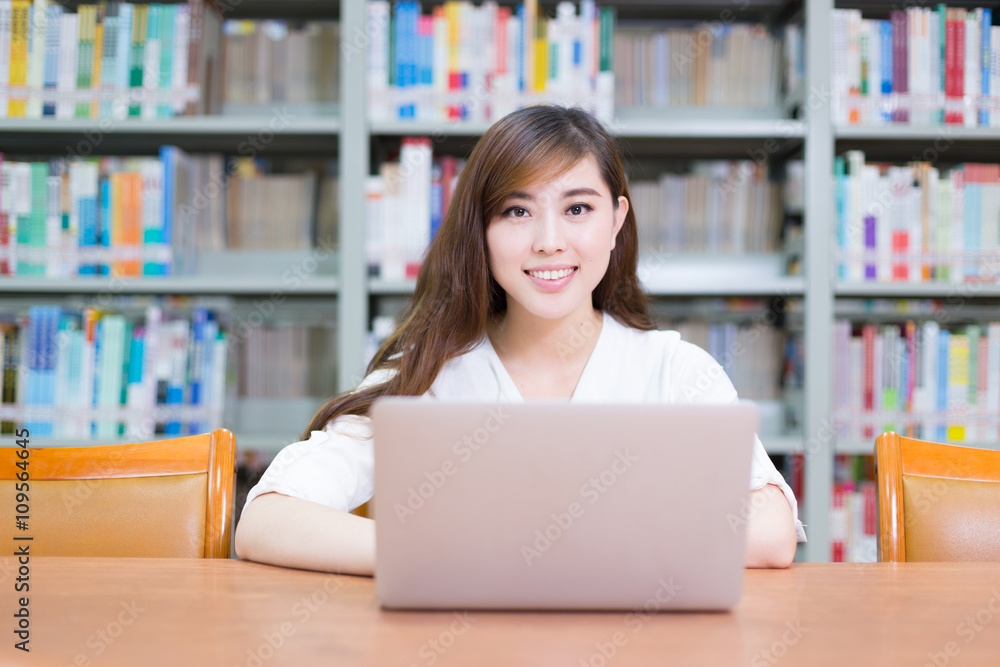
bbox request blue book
[982,9,992,126]
[430,165,443,239]
[936,329,950,441]
[515,4,524,93]
[879,21,893,124]
[40,306,60,437]
[834,156,846,279]
[24,307,42,435]
[98,177,112,276]
[78,163,99,276]
[188,308,207,434]
[393,1,407,119]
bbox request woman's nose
[531,209,567,254]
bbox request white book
[928,10,941,122]
[56,12,77,120]
[26,0,48,118]
[142,7,162,120]
[366,175,385,278]
[907,8,918,123]
[433,8,450,122]
[966,11,980,128]
[367,0,391,122]
[141,159,165,269]
[114,4,133,120]
[866,19,880,125]
[173,5,191,115]
[908,177,922,283]
[992,27,1000,129]
[951,169,965,283]
[0,0,11,119]
[831,10,849,124]
[400,138,432,276]
[921,320,940,435]
[846,151,865,282]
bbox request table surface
[3,558,1000,666]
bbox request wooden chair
[875,431,1000,562]
[0,428,236,558]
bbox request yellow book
[534,18,547,93]
[947,334,969,442]
[524,0,536,93]
[91,19,104,118]
[8,0,30,117]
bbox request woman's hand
[743,484,798,568]
[235,492,376,576]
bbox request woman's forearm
[234,492,376,576]
[744,484,798,568]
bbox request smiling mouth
[525,268,577,281]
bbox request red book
[892,230,909,280]
[955,9,966,124]
[945,10,960,124]
[862,325,877,439]
[832,483,846,563]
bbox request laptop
[372,399,758,611]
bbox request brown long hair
[303,105,653,436]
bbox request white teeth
[528,268,573,280]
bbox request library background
[3,0,1000,563]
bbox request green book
[158,4,176,118]
[598,7,615,73]
[128,4,147,117]
[16,163,47,276]
[75,6,94,118]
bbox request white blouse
[246,312,807,542]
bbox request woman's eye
[506,206,528,218]
[568,204,592,216]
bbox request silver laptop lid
[374,400,758,611]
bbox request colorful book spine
[8,0,29,117]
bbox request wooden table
[3,558,1000,666]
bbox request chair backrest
[876,432,1000,562]
[0,429,236,558]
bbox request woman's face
[486,156,628,323]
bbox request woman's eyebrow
[507,187,601,201]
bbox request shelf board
[611,116,805,140]
[0,115,340,154]
[836,282,1000,298]
[836,439,1000,455]
[762,435,803,455]
[645,276,804,297]
[372,117,805,140]
[0,276,340,296]
[835,125,1000,141]
[0,116,340,135]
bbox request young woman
[235,105,805,574]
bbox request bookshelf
[13,0,1000,564]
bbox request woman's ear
[610,195,629,250]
